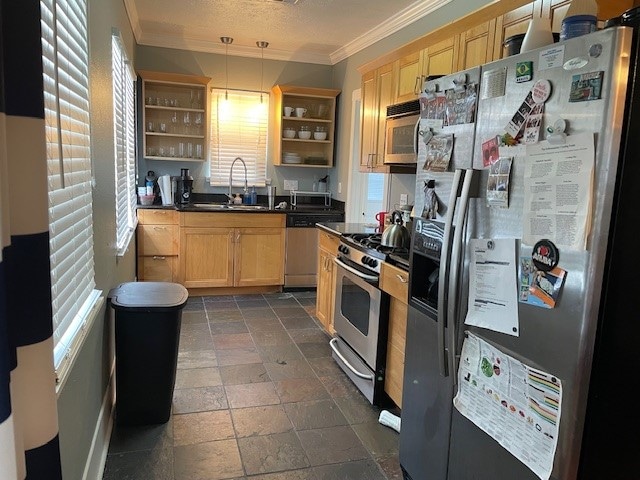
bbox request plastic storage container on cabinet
[109,281,188,425]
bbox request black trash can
[108,281,188,426]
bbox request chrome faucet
[228,157,248,202]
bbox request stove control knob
[362,256,378,268]
[338,245,349,255]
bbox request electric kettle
[381,211,411,248]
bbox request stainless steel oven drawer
[329,336,375,404]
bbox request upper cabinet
[458,20,497,70]
[138,70,211,162]
[271,85,340,168]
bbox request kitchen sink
[191,203,267,211]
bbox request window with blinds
[41,0,100,379]
[209,89,268,187]
[112,33,137,254]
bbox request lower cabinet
[379,262,409,407]
[179,212,285,289]
[137,209,179,282]
[316,229,340,334]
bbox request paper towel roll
[159,175,173,205]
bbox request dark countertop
[316,222,379,236]
[136,203,344,215]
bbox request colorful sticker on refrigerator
[423,133,454,172]
[569,71,604,102]
[487,157,513,208]
[465,238,519,336]
[454,332,562,480]
[481,67,507,99]
[519,256,566,308]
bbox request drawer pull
[152,256,166,260]
[153,226,167,231]
[396,274,408,283]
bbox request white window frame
[41,0,101,388]
[209,89,268,188]
[112,31,137,255]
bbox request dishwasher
[285,211,344,288]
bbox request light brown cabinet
[458,20,497,70]
[179,212,285,289]
[394,51,422,104]
[359,63,411,173]
[136,209,179,282]
[138,70,210,162]
[271,85,340,168]
[420,36,459,81]
[316,229,340,334]
[379,262,409,407]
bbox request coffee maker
[174,168,193,205]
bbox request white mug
[295,107,307,118]
[284,106,294,117]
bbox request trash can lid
[108,282,189,309]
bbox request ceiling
[124,0,452,65]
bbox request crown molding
[126,0,451,66]
[136,33,333,65]
[329,0,453,64]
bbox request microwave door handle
[437,168,462,377]
[448,169,473,389]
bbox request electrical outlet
[400,193,409,205]
[338,182,342,194]
[284,179,298,191]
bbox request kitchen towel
[159,175,173,205]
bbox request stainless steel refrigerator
[401,24,639,480]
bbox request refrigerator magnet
[515,61,533,83]
[532,239,559,272]
[569,71,604,102]
[519,256,567,309]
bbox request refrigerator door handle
[448,168,474,389]
[437,168,463,377]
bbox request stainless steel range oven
[330,233,408,405]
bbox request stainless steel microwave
[384,99,420,165]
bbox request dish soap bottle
[560,0,598,40]
[250,186,257,205]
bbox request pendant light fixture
[220,36,233,99]
[256,41,269,103]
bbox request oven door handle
[329,338,374,380]
[333,257,378,282]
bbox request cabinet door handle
[153,226,167,231]
[396,274,408,283]
[229,231,234,243]
[152,256,166,260]
[235,231,241,243]
[414,75,421,95]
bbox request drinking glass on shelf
[194,112,203,134]
[170,111,178,132]
[187,142,194,158]
[169,146,176,157]
[178,142,185,157]
[183,112,191,134]
[147,121,154,132]
[195,144,203,159]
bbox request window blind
[209,89,268,187]
[112,33,137,254]
[41,0,98,374]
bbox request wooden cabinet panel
[236,227,285,286]
[395,51,421,103]
[458,20,497,70]
[139,255,177,282]
[137,224,179,256]
[360,63,395,171]
[420,36,459,79]
[137,208,179,282]
[316,230,340,334]
[385,297,407,407]
[180,212,285,289]
[181,227,234,288]
[380,263,409,303]
[493,2,539,60]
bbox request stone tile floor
[103,291,402,480]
